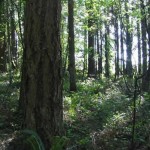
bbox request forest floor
[0,73,150,150]
[62,76,150,150]
[0,73,20,149]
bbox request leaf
[22,129,45,150]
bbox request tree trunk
[0,41,6,72]
[105,23,110,78]
[115,17,119,78]
[20,1,63,149]
[140,0,148,91]
[10,1,18,69]
[125,1,133,76]
[86,1,95,77]
[137,21,141,74]
[68,0,77,91]
[96,29,99,75]
[6,0,13,85]
[120,18,125,74]
[88,25,95,77]
[0,1,6,72]
[147,0,150,70]
[82,28,88,80]
[98,30,103,75]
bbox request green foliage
[22,129,45,150]
[17,130,68,150]
[0,73,20,112]
[0,71,150,149]
[63,76,150,149]
[51,136,68,150]
[0,0,150,149]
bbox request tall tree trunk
[125,1,133,76]
[120,18,125,74]
[105,22,110,78]
[88,25,95,77]
[10,1,18,69]
[98,30,103,75]
[140,0,148,91]
[0,41,6,72]
[16,0,25,50]
[118,0,125,74]
[147,0,150,71]
[145,0,150,91]
[0,1,6,72]
[20,1,63,149]
[115,17,119,78]
[68,0,77,91]
[82,28,88,80]
[6,0,13,85]
[137,21,141,74]
[86,1,95,77]
[96,29,99,75]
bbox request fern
[22,130,68,150]
[51,136,68,150]
[22,129,45,150]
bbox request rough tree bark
[86,1,96,77]
[140,0,148,91]
[137,21,141,74]
[125,1,133,76]
[115,17,119,78]
[105,21,110,78]
[120,18,125,73]
[20,0,63,149]
[10,1,18,69]
[98,30,103,75]
[0,1,6,72]
[68,0,77,91]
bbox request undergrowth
[0,73,150,150]
[63,77,150,150]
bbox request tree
[97,25,103,76]
[125,0,133,76]
[104,8,111,78]
[83,27,88,79]
[113,6,119,78]
[10,0,18,69]
[0,0,6,72]
[137,21,141,74]
[86,0,96,77]
[147,0,150,71]
[68,0,77,91]
[120,15,125,74]
[20,0,63,149]
[140,0,148,91]
[98,30,103,76]
[104,23,110,78]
